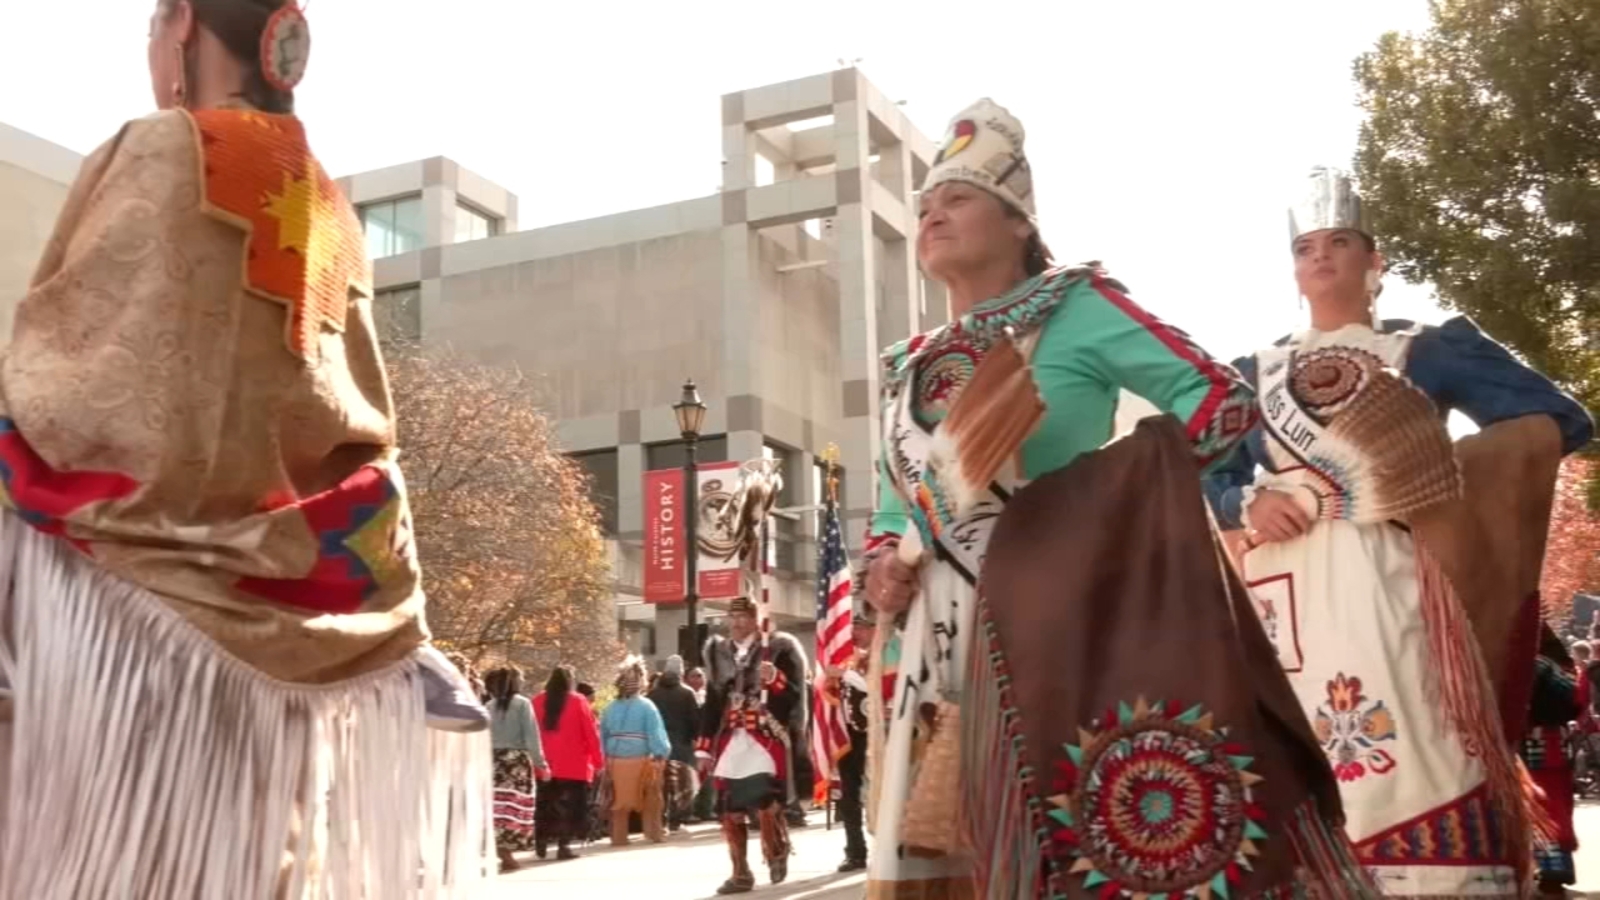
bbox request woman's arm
[1408,317,1594,455]
[1201,439,1261,530]
[1199,357,1263,529]
[1030,276,1256,475]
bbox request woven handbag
[900,698,970,856]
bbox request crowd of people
[451,591,880,896]
[451,651,726,874]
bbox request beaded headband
[260,2,311,93]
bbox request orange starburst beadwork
[191,110,369,361]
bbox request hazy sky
[3,0,1445,362]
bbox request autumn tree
[385,342,622,679]
[1544,456,1600,618]
[1352,0,1600,449]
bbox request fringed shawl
[965,416,1376,900]
[0,108,424,683]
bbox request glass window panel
[570,448,619,535]
[361,201,395,259]
[453,205,496,244]
[646,436,728,473]
[391,196,424,255]
[359,197,425,258]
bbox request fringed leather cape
[0,108,424,683]
[1409,415,1564,742]
[966,416,1376,900]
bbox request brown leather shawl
[1409,415,1564,720]
[967,416,1371,899]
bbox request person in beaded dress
[1203,167,1595,898]
[0,2,494,895]
[859,99,1270,899]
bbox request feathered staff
[718,457,784,701]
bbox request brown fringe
[960,593,1052,900]
[1283,797,1384,898]
[1414,539,1538,892]
[932,334,1044,510]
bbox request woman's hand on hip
[1246,489,1312,544]
[866,549,918,616]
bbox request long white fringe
[0,512,496,899]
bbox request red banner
[642,468,686,602]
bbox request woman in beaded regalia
[860,101,1374,900]
[1203,167,1594,898]
[0,1,495,896]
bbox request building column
[652,604,689,664]
[420,184,454,248]
[832,95,880,554]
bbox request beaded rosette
[260,2,311,93]
[1047,698,1268,900]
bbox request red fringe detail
[1413,539,1539,891]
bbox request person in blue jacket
[600,657,672,846]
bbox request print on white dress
[1244,572,1303,672]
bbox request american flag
[810,498,854,786]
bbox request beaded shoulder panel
[883,265,1109,429]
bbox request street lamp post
[673,379,708,666]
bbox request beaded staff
[719,457,784,702]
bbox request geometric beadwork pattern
[0,417,141,545]
[235,464,412,613]
[1355,784,1502,866]
[192,109,369,362]
[1048,698,1268,900]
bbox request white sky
[3,0,1447,362]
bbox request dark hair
[542,665,573,732]
[484,667,521,715]
[1002,204,1054,277]
[161,0,296,114]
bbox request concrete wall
[429,229,729,422]
[0,124,82,341]
[752,230,843,450]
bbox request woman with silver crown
[861,101,1378,900]
[1204,167,1594,898]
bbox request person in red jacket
[531,665,604,860]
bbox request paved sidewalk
[483,817,866,900]
[481,803,1600,899]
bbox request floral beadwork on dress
[912,341,980,429]
[1047,698,1268,900]
[1312,673,1398,782]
